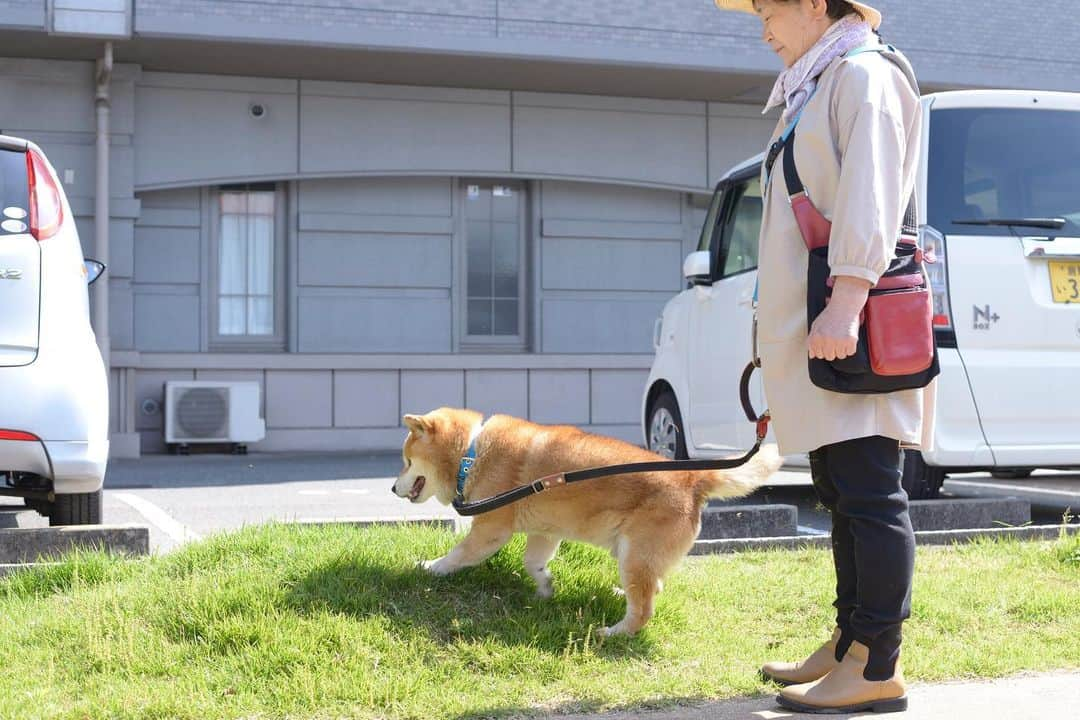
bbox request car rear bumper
[0,438,107,495]
[45,440,108,494]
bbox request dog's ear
[403,414,432,437]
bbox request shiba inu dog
[392,407,782,636]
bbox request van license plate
[1049,261,1080,303]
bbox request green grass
[0,523,1078,720]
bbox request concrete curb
[699,504,797,539]
[909,497,1030,532]
[0,524,150,564]
[690,523,1080,555]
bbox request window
[718,178,762,277]
[211,183,285,350]
[928,108,1080,236]
[461,181,527,349]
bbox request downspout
[93,42,112,369]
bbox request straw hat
[713,0,882,31]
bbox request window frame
[208,182,288,352]
[456,179,529,353]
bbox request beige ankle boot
[760,627,843,686]
[777,639,907,714]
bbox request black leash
[451,361,771,516]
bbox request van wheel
[991,468,1034,480]
[901,450,945,500]
[48,490,103,526]
[648,391,688,460]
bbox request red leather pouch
[864,283,935,376]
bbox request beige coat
[756,47,937,455]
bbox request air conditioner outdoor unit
[164,381,266,454]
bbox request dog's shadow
[282,545,660,657]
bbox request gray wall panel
[541,297,667,354]
[537,179,684,353]
[0,59,136,134]
[514,94,707,189]
[133,226,200,284]
[591,369,650,425]
[300,85,511,175]
[465,370,528,418]
[299,177,451,216]
[334,371,400,428]
[297,295,452,353]
[133,292,200,351]
[541,180,682,223]
[401,370,465,415]
[542,237,682,293]
[300,99,509,177]
[529,369,590,425]
[135,74,298,188]
[266,370,332,429]
[0,1,45,29]
[299,232,451,289]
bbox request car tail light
[920,225,952,331]
[0,430,39,442]
[26,148,64,241]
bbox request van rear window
[0,148,29,233]
[927,108,1080,236]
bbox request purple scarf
[764,15,875,124]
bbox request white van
[642,90,1080,498]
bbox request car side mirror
[683,251,712,285]
[84,259,106,285]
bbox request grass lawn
[0,523,1077,720]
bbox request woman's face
[754,0,833,68]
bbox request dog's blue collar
[455,419,486,501]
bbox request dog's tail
[695,443,784,502]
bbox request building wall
[123,0,1080,92]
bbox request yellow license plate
[1049,261,1080,304]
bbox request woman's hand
[808,276,872,361]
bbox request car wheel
[901,450,945,500]
[990,468,1034,480]
[648,391,688,460]
[48,490,103,526]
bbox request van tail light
[919,225,952,330]
[0,430,40,442]
[26,148,64,241]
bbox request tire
[48,490,103,526]
[647,391,688,460]
[901,450,946,500]
[991,468,1034,480]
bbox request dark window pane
[928,108,1080,236]
[468,299,492,335]
[493,300,518,335]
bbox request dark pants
[810,435,914,681]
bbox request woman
[712,0,934,714]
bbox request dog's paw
[418,558,452,576]
[534,582,554,600]
[599,623,628,637]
